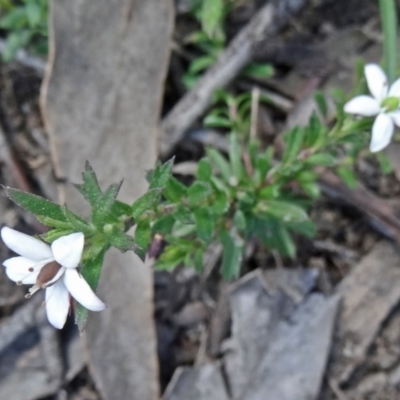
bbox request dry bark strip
[328,241,400,385]
[41,1,174,399]
[319,171,400,243]
[159,0,307,157]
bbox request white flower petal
[370,113,394,153]
[52,232,84,269]
[4,257,41,284]
[389,77,400,97]
[365,64,388,103]
[344,96,380,116]
[389,110,400,127]
[64,269,106,311]
[1,227,53,261]
[45,280,70,329]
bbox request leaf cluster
[0,0,48,60]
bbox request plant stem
[379,0,398,83]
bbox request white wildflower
[344,63,400,152]
[1,227,105,329]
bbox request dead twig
[319,171,400,243]
[159,0,307,157]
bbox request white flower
[344,63,400,152]
[1,227,106,329]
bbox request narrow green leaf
[305,113,321,147]
[204,114,233,128]
[164,178,187,202]
[152,214,175,235]
[92,182,122,227]
[305,153,335,166]
[337,166,358,189]
[201,0,224,38]
[282,127,304,163]
[148,158,174,190]
[134,220,151,260]
[194,208,215,243]
[188,181,211,205]
[75,244,108,332]
[111,200,132,219]
[242,63,274,79]
[275,224,296,258]
[220,228,244,280]
[108,231,137,252]
[74,161,102,206]
[6,187,68,225]
[131,188,162,220]
[314,91,328,117]
[206,147,231,182]
[210,190,229,215]
[41,228,75,243]
[197,158,212,181]
[63,207,94,235]
[259,200,308,223]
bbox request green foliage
[0,0,48,61]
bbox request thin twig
[159,0,307,157]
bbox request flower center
[381,96,400,112]
[25,261,62,298]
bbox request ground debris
[164,269,339,400]
[328,241,400,385]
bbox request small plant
[0,0,398,332]
[0,0,48,61]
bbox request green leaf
[299,181,320,199]
[220,228,243,280]
[92,182,122,227]
[25,2,41,27]
[110,200,132,219]
[274,223,296,258]
[314,91,328,117]
[206,147,231,182]
[131,188,162,220]
[6,187,69,226]
[259,200,308,223]
[287,220,316,238]
[108,231,137,252]
[201,0,224,38]
[75,244,108,332]
[64,206,94,235]
[233,209,246,231]
[189,55,215,74]
[282,127,304,163]
[164,177,187,202]
[210,190,229,215]
[148,158,174,190]
[194,208,215,242]
[155,245,186,270]
[203,114,233,129]
[337,166,358,189]
[188,181,211,205]
[134,220,151,260]
[376,152,392,174]
[305,153,335,166]
[229,133,243,182]
[41,228,75,243]
[74,161,102,207]
[152,214,175,235]
[172,204,193,224]
[197,158,212,181]
[305,113,321,147]
[242,63,274,79]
